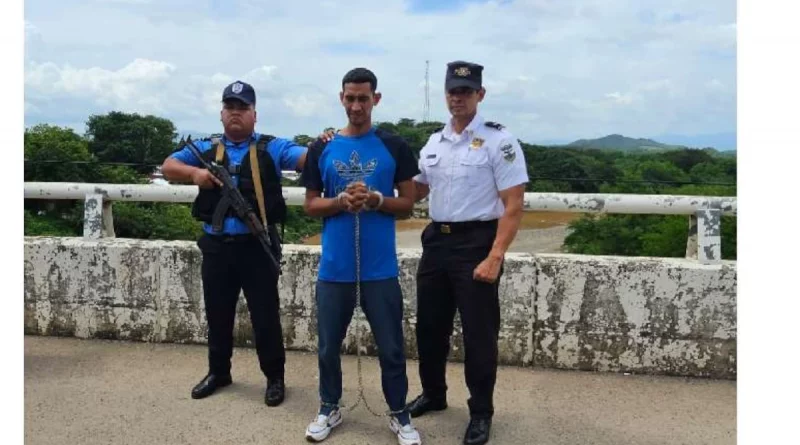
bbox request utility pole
[423,60,430,123]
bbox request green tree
[24,124,94,182]
[85,111,177,173]
[564,213,736,260]
[658,149,715,173]
[111,202,203,241]
[293,134,315,147]
[24,209,80,237]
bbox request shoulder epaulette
[432,125,445,133]
[484,121,505,130]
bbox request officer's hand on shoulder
[313,128,337,145]
[192,168,223,189]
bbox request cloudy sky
[23,0,736,148]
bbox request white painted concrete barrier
[23,237,737,379]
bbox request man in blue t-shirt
[161,80,306,407]
[301,68,422,445]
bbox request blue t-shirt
[301,127,419,282]
[170,132,306,235]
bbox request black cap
[445,61,483,91]
[222,80,256,105]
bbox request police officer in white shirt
[405,61,529,445]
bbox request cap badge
[232,82,243,94]
[454,67,471,77]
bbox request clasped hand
[339,181,371,213]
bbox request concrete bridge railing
[23,182,737,379]
[23,238,737,379]
[24,182,737,264]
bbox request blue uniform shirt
[301,127,419,282]
[170,132,306,235]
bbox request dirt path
[302,212,582,254]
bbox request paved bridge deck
[24,336,735,445]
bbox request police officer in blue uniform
[161,80,307,407]
[406,62,529,445]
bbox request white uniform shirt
[415,114,529,222]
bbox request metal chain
[325,192,404,418]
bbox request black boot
[463,417,492,445]
[265,378,285,407]
[406,393,448,418]
[191,373,232,399]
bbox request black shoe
[463,417,492,445]
[406,393,447,418]
[191,373,232,399]
[265,378,285,407]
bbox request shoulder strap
[214,139,225,163]
[249,141,268,227]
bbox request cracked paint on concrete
[533,254,736,379]
[23,237,736,378]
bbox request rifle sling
[249,141,269,228]
[215,141,225,163]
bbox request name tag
[426,154,437,159]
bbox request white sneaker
[305,408,343,442]
[389,416,422,445]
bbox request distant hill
[655,132,736,151]
[565,134,684,152]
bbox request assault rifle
[179,136,281,276]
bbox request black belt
[205,229,274,244]
[432,220,497,234]
[205,233,255,244]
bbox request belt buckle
[440,224,451,234]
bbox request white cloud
[282,93,329,117]
[23,0,736,143]
[605,92,637,105]
[25,59,176,112]
[24,102,40,114]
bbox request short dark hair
[342,68,377,92]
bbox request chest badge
[470,137,485,150]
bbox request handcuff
[365,190,384,211]
[337,190,384,211]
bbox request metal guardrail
[24,182,736,265]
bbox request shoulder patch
[500,142,516,162]
[484,121,505,130]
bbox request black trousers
[415,220,502,418]
[197,233,285,381]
